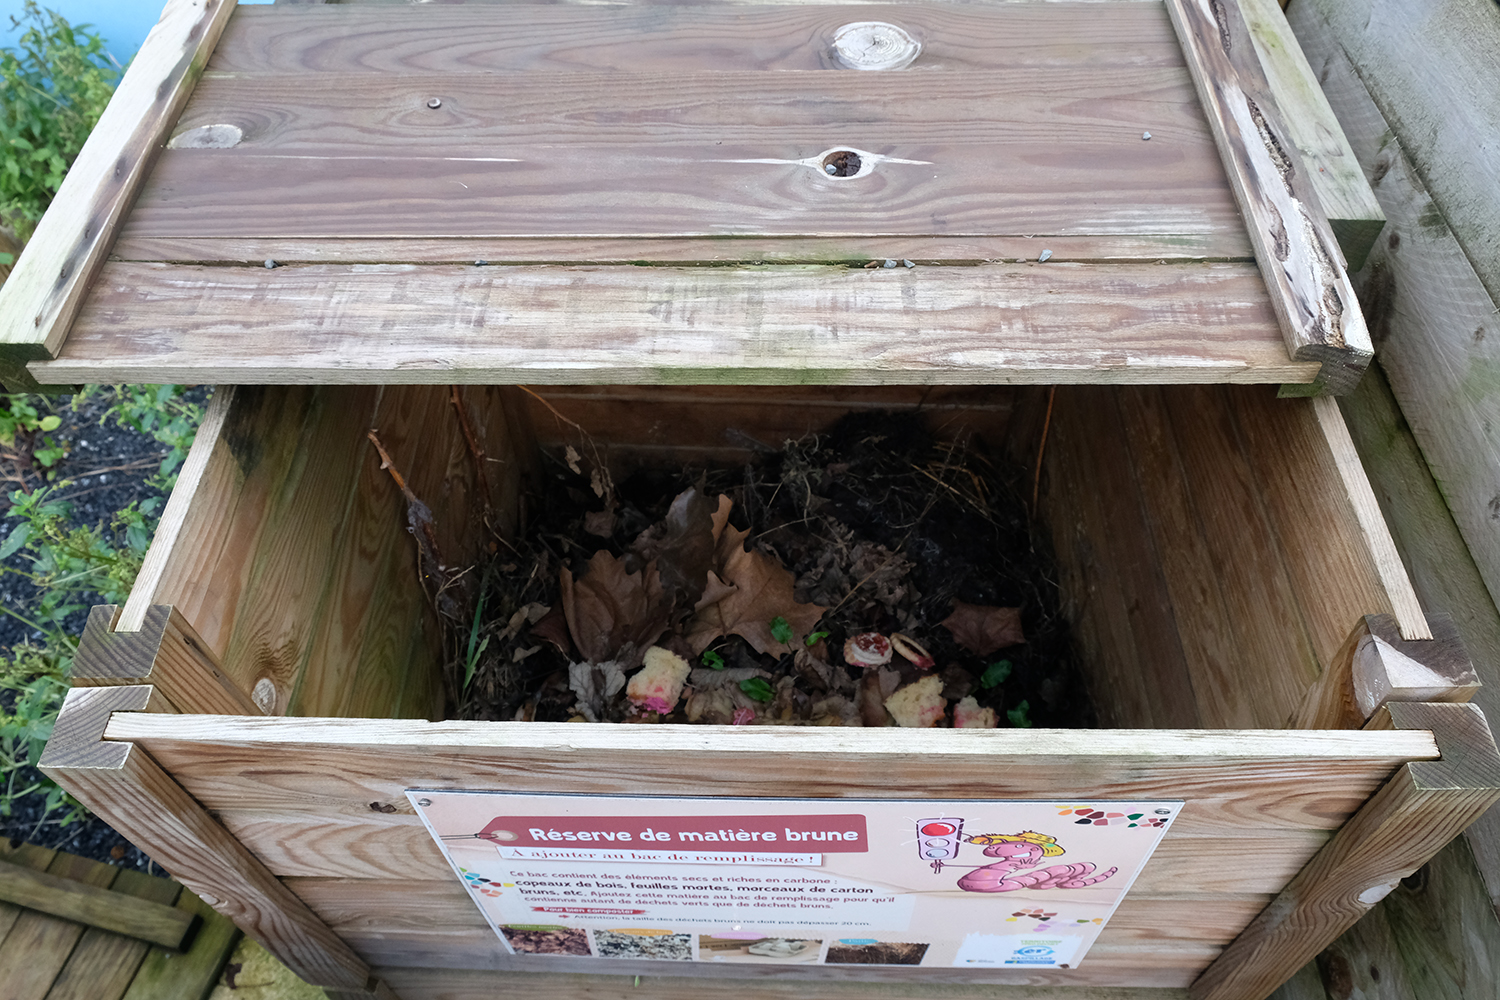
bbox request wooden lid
[0,0,1375,392]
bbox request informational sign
[410,792,1178,969]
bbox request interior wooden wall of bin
[56,380,1483,998]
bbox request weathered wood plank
[108,233,1256,268]
[211,2,1186,76]
[38,261,1316,386]
[127,140,1238,242]
[1161,385,1321,728]
[119,889,241,1000]
[38,686,372,992]
[1296,0,1500,307]
[170,68,1217,151]
[1232,387,1427,654]
[1191,703,1500,1000]
[1337,362,1500,912]
[374,966,1188,1000]
[1377,836,1500,1000]
[1287,1,1500,667]
[0,851,120,1000]
[0,0,237,377]
[1165,0,1372,393]
[0,842,56,944]
[0,858,194,951]
[103,714,1431,838]
[41,867,183,1000]
[1239,0,1383,269]
[1113,386,1249,728]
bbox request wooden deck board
[37,261,1318,386]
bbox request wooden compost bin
[36,381,1500,1000]
[8,0,1500,997]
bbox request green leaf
[805,630,830,646]
[0,521,30,559]
[0,252,13,265]
[701,649,726,670]
[979,660,1012,689]
[37,414,60,431]
[739,677,774,702]
[769,615,793,644]
[1006,700,1033,728]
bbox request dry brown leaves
[940,600,1025,656]
[685,522,828,656]
[559,551,669,668]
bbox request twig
[1031,386,1056,512]
[449,386,493,513]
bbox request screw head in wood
[426,98,443,109]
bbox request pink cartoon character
[937,831,1118,893]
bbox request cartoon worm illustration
[938,832,1118,893]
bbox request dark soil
[1,388,207,871]
[825,940,930,965]
[455,410,1093,732]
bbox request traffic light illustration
[916,817,965,863]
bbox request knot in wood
[831,22,921,71]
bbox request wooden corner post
[70,604,264,716]
[39,684,391,997]
[1165,0,1374,395]
[1293,613,1478,730]
[1191,702,1500,999]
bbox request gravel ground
[2,387,208,869]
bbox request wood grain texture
[378,971,1194,1000]
[102,713,1432,839]
[373,966,1189,1000]
[1287,3,1500,667]
[0,842,56,944]
[1336,363,1500,912]
[108,233,1256,267]
[1040,387,1195,729]
[1190,702,1500,1000]
[0,858,193,950]
[0,0,237,365]
[1375,836,1500,1000]
[1239,0,1383,269]
[39,261,1316,386]
[38,686,372,991]
[210,2,1187,77]
[1159,385,1321,728]
[0,852,120,1000]
[1165,0,1371,394]
[127,138,1237,242]
[119,888,241,1000]
[40,867,183,1000]
[1297,0,1500,306]
[70,604,262,716]
[1290,616,1368,731]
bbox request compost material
[451,410,1090,730]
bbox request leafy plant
[701,649,726,670]
[0,386,206,840]
[0,1,120,242]
[804,630,829,646]
[768,615,793,645]
[0,393,65,470]
[739,677,774,702]
[1006,699,1033,728]
[979,659,1012,690]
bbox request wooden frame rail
[0,0,238,391]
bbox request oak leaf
[684,524,827,656]
[940,600,1025,656]
[559,550,670,667]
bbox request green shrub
[0,1,120,246]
